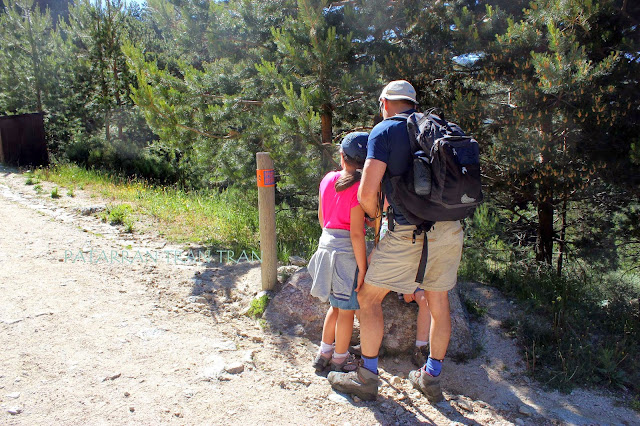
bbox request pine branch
[201,93,264,106]
[146,98,237,140]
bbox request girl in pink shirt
[308,132,369,373]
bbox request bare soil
[0,166,637,425]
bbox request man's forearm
[358,158,387,218]
[359,192,379,218]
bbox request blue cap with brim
[340,132,369,163]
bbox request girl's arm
[318,192,324,228]
[349,204,367,292]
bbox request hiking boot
[327,366,380,401]
[409,368,444,403]
[313,352,332,372]
[329,353,361,373]
[412,344,430,367]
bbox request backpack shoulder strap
[406,112,430,154]
[386,113,423,154]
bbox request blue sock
[424,357,442,377]
[362,355,378,374]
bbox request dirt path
[0,166,638,425]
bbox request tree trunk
[107,0,124,141]
[557,196,568,275]
[321,103,332,144]
[557,134,569,275]
[105,111,111,142]
[536,115,554,264]
[536,197,554,264]
[25,8,43,112]
[320,103,333,171]
[113,61,123,140]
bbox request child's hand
[403,293,415,303]
[355,271,365,292]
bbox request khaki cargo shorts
[364,221,463,294]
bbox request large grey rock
[263,269,328,338]
[264,269,475,359]
[361,286,474,358]
[77,205,106,216]
[448,286,476,360]
[288,256,307,267]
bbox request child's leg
[415,289,431,346]
[334,308,355,356]
[321,306,339,348]
[314,307,338,371]
[410,289,431,367]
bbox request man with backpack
[328,80,470,403]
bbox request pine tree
[255,0,380,190]
[480,0,637,269]
[0,0,78,153]
[0,0,54,113]
[60,0,154,161]
[126,0,380,193]
[126,0,299,187]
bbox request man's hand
[365,216,375,228]
[403,293,416,303]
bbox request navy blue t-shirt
[366,109,416,225]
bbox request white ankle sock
[320,341,335,354]
[416,340,428,347]
[332,351,348,360]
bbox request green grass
[245,293,270,319]
[462,297,488,319]
[24,171,39,185]
[51,187,60,199]
[98,203,135,233]
[31,164,320,260]
[459,203,640,396]
[461,247,640,395]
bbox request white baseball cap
[379,80,417,104]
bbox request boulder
[288,256,307,267]
[448,285,476,360]
[264,269,475,360]
[263,269,329,338]
[356,286,474,358]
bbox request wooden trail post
[256,152,277,291]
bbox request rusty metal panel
[0,113,48,167]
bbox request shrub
[245,293,270,319]
[102,204,134,227]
